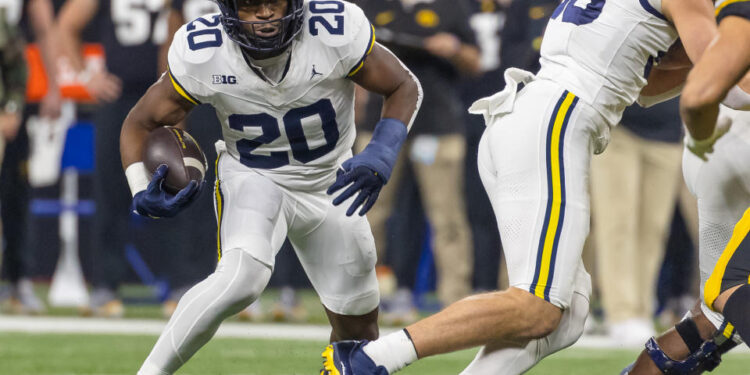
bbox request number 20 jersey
[167,0,374,190]
[537,0,678,127]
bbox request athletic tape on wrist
[125,162,150,197]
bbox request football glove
[686,114,732,162]
[131,164,201,218]
[328,118,407,216]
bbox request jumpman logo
[310,64,323,80]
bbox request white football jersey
[167,0,374,191]
[537,0,678,126]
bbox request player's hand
[328,118,407,216]
[131,164,201,218]
[328,165,384,217]
[686,115,732,161]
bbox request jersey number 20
[229,99,340,169]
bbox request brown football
[142,126,207,195]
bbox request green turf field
[1,333,749,375]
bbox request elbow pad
[722,85,750,111]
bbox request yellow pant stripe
[214,154,224,262]
[531,91,578,300]
[705,207,750,309]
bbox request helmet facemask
[214,0,304,57]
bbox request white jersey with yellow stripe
[537,0,678,127]
[167,0,374,191]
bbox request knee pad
[210,249,272,311]
[645,318,737,375]
[548,289,590,353]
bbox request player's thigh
[478,82,597,308]
[288,194,378,316]
[216,154,288,267]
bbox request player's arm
[350,43,421,129]
[28,0,61,118]
[638,0,717,106]
[120,74,194,171]
[120,75,198,218]
[328,43,422,216]
[58,0,122,102]
[681,17,750,141]
[662,0,718,64]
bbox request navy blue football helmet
[213,0,305,55]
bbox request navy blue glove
[131,164,201,218]
[328,118,407,216]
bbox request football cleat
[321,341,389,375]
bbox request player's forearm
[681,21,750,140]
[380,74,421,128]
[120,79,192,169]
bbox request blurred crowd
[0,0,700,345]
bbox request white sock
[362,329,418,374]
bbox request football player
[623,0,750,373]
[320,0,741,374]
[119,0,421,374]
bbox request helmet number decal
[228,99,340,168]
[187,15,223,50]
[309,0,345,36]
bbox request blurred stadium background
[0,0,742,374]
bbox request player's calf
[326,307,379,342]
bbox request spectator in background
[58,0,211,318]
[357,0,480,319]
[590,98,685,345]
[0,0,61,314]
[460,0,506,293]
[498,0,558,76]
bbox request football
[142,126,207,195]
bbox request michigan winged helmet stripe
[529,91,578,301]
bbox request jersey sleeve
[640,0,667,20]
[167,23,213,106]
[334,1,376,77]
[716,0,750,22]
